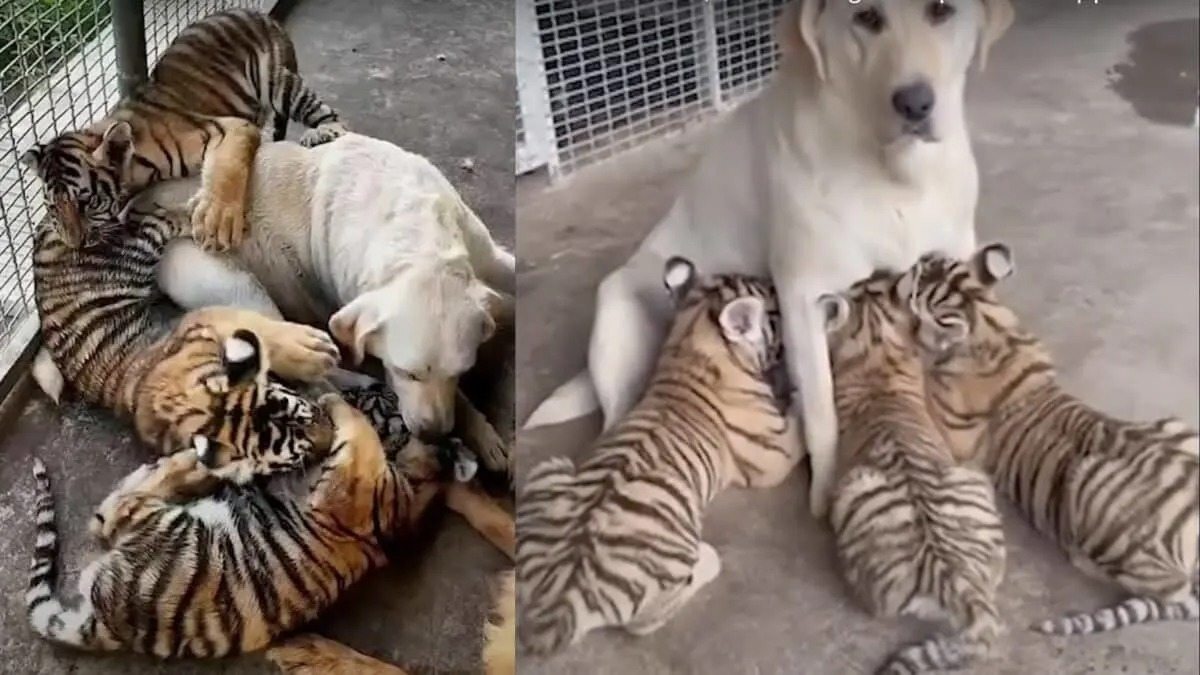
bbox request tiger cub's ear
[816,293,850,333]
[222,329,266,384]
[19,145,42,171]
[718,296,766,345]
[94,121,135,179]
[973,243,1014,286]
[663,256,696,305]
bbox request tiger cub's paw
[265,323,340,381]
[188,189,248,252]
[299,122,348,148]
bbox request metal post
[109,0,147,97]
[701,0,725,113]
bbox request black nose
[891,82,935,122]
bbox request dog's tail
[522,370,597,430]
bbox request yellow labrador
[524,0,1013,519]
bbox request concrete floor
[0,1,513,674]
[516,1,1200,673]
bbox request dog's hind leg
[589,265,667,431]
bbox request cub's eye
[927,1,956,24]
[853,7,886,33]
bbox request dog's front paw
[268,324,340,381]
[189,190,247,251]
[299,122,348,148]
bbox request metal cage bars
[515,0,790,180]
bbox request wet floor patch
[1107,18,1199,127]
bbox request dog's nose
[891,82,935,122]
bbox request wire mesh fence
[0,0,272,380]
[515,0,790,179]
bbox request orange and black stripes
[34,197,329,480]
[22,8,346,249]
[26,399,450,658]
[909,247,1199,636]
[517,267,802,654]
[824,270,1006,674]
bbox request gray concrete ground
[0,1,513,673]
[516,1,1200,673]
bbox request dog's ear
[329,292,385,366]
[777,0,826,81]
[977,0,1014,72]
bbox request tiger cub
[34,197,339,482]
[26,392,514,658]
[21,8,347,251]
[517,258,803,653]
[819,271,1007,674]
[906,244,1199,635]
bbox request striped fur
[517,259,803,653]
[908,244,1200,635]
[25,394,503,658]
[34,199,340,482]
[21,8,347,250]
[821,271,1006,674]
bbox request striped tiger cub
[907,244,1199,635]
[21,8,347,251]
[819,271,1007,674]
[26,392,514,658]
[34,197,340,482]
[517,258,803,653]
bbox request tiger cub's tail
[25,459,108,651]
[878,579,1002,674]
[1032,593,1200,635]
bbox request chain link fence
[515,0,790,180]
[0,0,273,385]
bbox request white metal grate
[0,0,271,381]
[516,0,789,179]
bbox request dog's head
[329,265,504,439]
[779,0,1013,146]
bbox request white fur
[186,499,234,528]
[143,134,514,438]
[223,336,256,364]
[524,0,1013,519]
[32,347,64,404]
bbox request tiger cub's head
[148,330,335,476]
[662,257,789,405]
[902,243,1042,377]
[21,121,134,250]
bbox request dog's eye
[926,1,956,24]
[852,7,886,34]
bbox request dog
[33,133,514,475]
[524,0,1013,519]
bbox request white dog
[524,0,1013,519]
[34,133,514,472]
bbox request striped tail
[1032,594,1200,635]
[878,591,1000,674]
[25,459,102,650]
